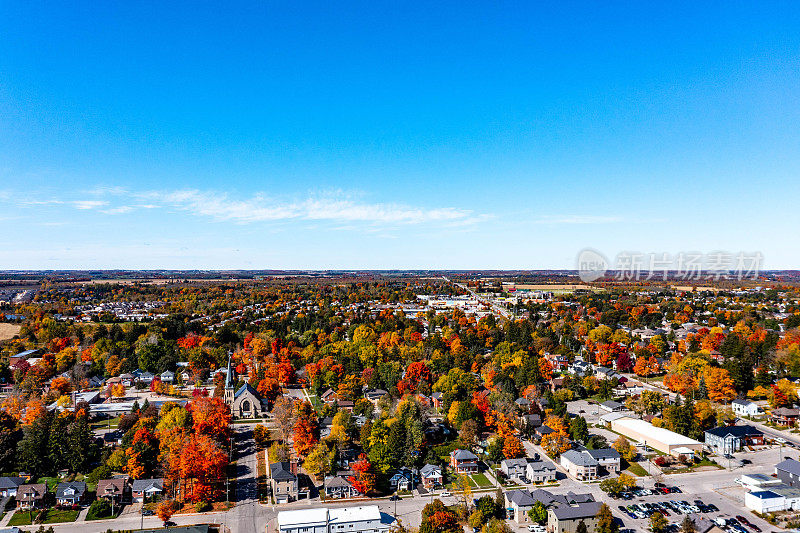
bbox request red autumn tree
[397,361,431,394]
[348,454,376,495]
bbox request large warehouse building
[610,417,703,456]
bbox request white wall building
[277,506,393,533]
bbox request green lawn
[91,415,121,430]
[472,473,493,488]
[35,477,61,491]
[9,508,80,526]
[626,463,648,477]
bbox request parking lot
[607,484,775,533]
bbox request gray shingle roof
[561,450,599,467]
[777,458,800,476]
[451,449,478,461]
[56,481,86,498]
[551,501,603,520]
[270,462,297,481]
[131,479,164,492]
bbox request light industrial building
[610,417,703,457]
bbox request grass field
[8,508,80,526]
[625,463,648,477]
[472,473,494,488]
[0,323,21,341]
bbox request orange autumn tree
[22,399,46,425]
[179,434,228,502]
[156,500,175,526]
[502,435,524,459]
[293,401,318,457]
[703,367,736,403]
[188,397,231,442]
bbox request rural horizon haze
[1,2,799,269]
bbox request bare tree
[271,396,297,442]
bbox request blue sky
[1,2,799,269]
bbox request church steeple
[224,353,235,405]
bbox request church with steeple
[223,355,267,419]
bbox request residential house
[548,377,566,392]
[776,458,800,488]
[535,425,554,440]
[521,414,542,431]
[594,367,620,381]
[770,408,800,426]
[96,478,130,503]
[321,389,338,404]
[704,426,764,455]
[732,399,764,418]
[559,450,599,481]
[270,462,299,504]
[388,468,416,491]
[16,484,47,509]
[515,398,532,413]
[131,479,163,503]
[544,353,569,371]
[430,392,443,410]
[364,389,388,406]
[160,370,175,384]
[547,501,603,533]
[505,489,538,524]
[568,361,592,377]
[419,464,443,488]
[324,474,360,499]
[500,458,529,480]
[584,448,621,475]
[450,449,479,474]
[504,489,594,526]
[55,481,87,506]
[138,371,155,384]
[525,461,557,483]
[0,477,24,498]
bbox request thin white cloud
[141,189,484,226]
[101,206,134,215]
[73,200,109,210]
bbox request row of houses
[0,476,163,509]
[500,458,557,484]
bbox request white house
[525,461,557,483]
[732,399,764,417]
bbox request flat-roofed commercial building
[277,506,394,533]
[610,417,703,457]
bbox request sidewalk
[0,509,14,527]
[75,506,90,523]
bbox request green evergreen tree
[696,376,708,400]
